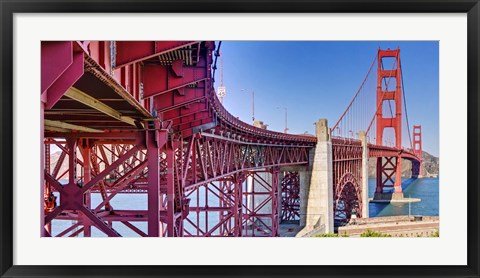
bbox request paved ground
[279,223,303,237]
[338,215,439,237]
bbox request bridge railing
[206,42,317,147]
[367,143,420,161]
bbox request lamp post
[277,106,288,134]
[241,89,255,124]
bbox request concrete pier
[358,131,369,218]
[297,119,334,235]
[374,192,406,201]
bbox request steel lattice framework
[41,41,422,236]
[280,172,300,222]
[41,41,315,237]
[332,138,363,225]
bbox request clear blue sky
[214,41,439,157]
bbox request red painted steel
[114,41,199,68]
[332,138,363,225]
[184,169,280,237]
[41,42,84,109]
[242,170,280,237]
[143,57,209,99]
[375,49,403,193]
[280,172,300,222]
[412,125,423,177]
[331,48,422,225]
[42,40,315,237]
[41,41,424,236]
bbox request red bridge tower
[375,48,404,198]
[412,125,423,177]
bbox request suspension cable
[365,55,398,136]
[400,59,413,149]
[332,54,377,131]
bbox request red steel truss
[332,138,363,225]
[41,41,423,236]
[280,172,300,222]
[41,40,316,237]
[43,132,295,237]
[331,137,422,225]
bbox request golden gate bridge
[41,41,421,237]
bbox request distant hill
[368,150,439,178]
[47,151,83,180]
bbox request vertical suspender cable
[400,59,413,149]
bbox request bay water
[51,177,439,236]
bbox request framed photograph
[1,0,479,277]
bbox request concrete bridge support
[358,131,369,218]
[298,119,334,235]
[298,169,311,227]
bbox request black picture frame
[1,1,479,277]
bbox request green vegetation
[315,232,349,237]
[431,230,439,237]
[315,233,339,237]
[360,229,392,237]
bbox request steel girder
[41,41,84,109]
[368,143,419,161]
[177,133,310,193]
[375,156,402,194]
[43,124,172,237]
[41,40,316,237]
[241,169,280,237]
[183,169,280,237]
[184,174,245,237]
[43,130,306,237]
[44,40,317,144]
[368,143,421,193]
[332,138,363,226]
[280,172,300,222]
[114,41,200,69]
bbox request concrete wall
[297,119,334,236]
[358,131,369,218]
[298,167,312,227]
[250,119,339,236]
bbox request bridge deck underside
[42,40,315,237]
